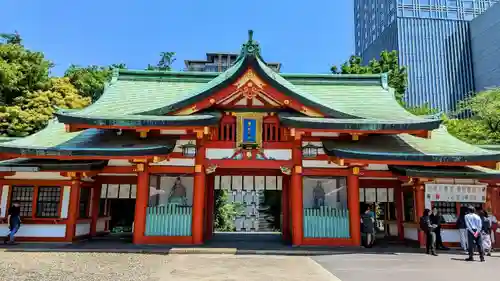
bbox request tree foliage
[147,52,176,71]
[0,33,53,105]
[64,63,126,101]
[331,50,407,103]
[444,88,500,144]
[0,77,90,136]
[213,190,244,232]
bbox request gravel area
[0,251,338,281]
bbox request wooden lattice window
[36,187,61,218]
[10,186,34,217]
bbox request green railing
[303,207,350,238]
[145,205,192,236]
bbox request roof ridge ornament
[239,29,261,59]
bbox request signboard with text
[425,183,487,203]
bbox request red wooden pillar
[281,175,291,242]
[395,183,405,240]
[290,138,303,246]
[204,174,215,240]
[347,173,361,246]
[133,170,149,244]
[415,184,425,247]
[65,178,80,242]
[192,137,206,245]
[90,183,102,236]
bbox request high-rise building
[185,52,281,72]
[470,1,500,91]
[354,0,498,113]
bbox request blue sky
[0,1,354,76]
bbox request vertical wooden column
[395,183,405,240]
[192,136,206,245]
[414,184,425,247]
[65,178,80,242]
[290,138,303,246]
[281,175,290,242]
[133,169,149,244]
[347,173,361,246]
[204,174,215,241]
[90,183,102,237]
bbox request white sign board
[425,183,487,203]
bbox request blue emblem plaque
[242,118,257,143]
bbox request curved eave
[322,147,500,163]
[0,145,175,158]
[389,165,500,179]
[0,159,108,172]
[279,115,442,131]
[55,111,222,127]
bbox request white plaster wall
[107,159,133,166]
[160,129,187,135]
[60,186,71,219]
[365,164,389,171]
[302,160,344,168]
[310,132,339,137]
[206,148,235,159]
[387,222,399,236]
[441,229,461,243]
[0,224,66,237]
[303,177,347,209]
[96,219,107,232]
[4,172,70,180]
[75,223,91,236]
[151,158,195,166]
[1,186,9,217]
[404,226,419,241]
[263,149,292,160]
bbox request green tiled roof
[0,158,107,172]
[322,126,500,163]
[0,121,176,157]
[55,30,435,130]
[390,165,500,179]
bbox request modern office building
[185,52,281,72]
[354,0,498,114]
[470,2,500,91]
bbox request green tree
[147,52,176,71]
[332,50,407,104]
[0,33,53,105]
[0,77,90,137]
[213,190,244,232]
[444,88,500,144]
[64,63,126,101]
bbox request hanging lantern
[302,142,319,158]
[181,141,197,158]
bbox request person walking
[430,207,449,250]
[361,206,375,248]
[4,201,21,245]
[464,206,485,262]
[456,206,468,253]
[420,208,437,256]
[486,208,498,251]
[480,210,493,256]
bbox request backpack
[482,218,492,233]
[419,216,428,231]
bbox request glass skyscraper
[354,0,498,113]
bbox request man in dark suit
[430,207,449,250]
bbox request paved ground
[1,247,499,280]
[313,251,500,281]
[0,251,337,281]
